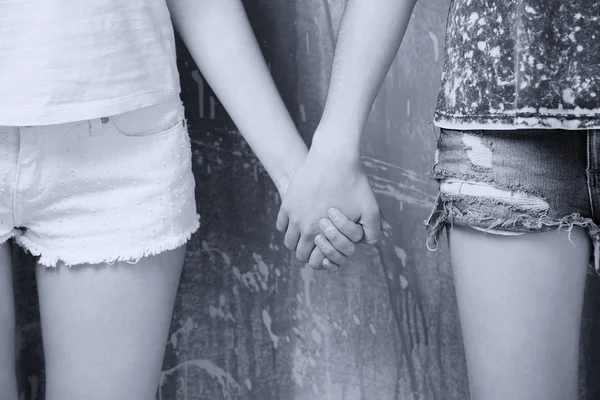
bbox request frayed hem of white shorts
[0,228,23,246]
[13,218,201,268]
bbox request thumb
[359,209,382,245]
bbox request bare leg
[0,241,17,400]
[37,245,186,400]
[449,226,590,400]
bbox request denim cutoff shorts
[426,128,600,271]
[0,99,200,267]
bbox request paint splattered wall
[162,1,462,398]
[13,0,600,399]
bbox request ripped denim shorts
[425,128,600,271]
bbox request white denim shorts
[0,99,200,267]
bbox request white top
[0,0,181,126]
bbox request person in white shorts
[0,1,386,399]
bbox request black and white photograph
[1,0,600,399]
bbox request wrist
[273,151,307,197]
[310,120,363,163]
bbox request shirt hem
[434,112,600,131]
[0,89,182,126]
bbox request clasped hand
[276,138,386,271]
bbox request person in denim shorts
[0,1,376,399]
[298,0,600,399]
[425,1,600,398]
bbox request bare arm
[278,0,418,264]
[313,0,419,155]
[166,0,307,194]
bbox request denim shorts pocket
[108,100,185,140]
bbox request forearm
[314,0,418,154]
[166,0,308,193]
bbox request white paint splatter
[300,265,314,308]
[291,347,314,387]
[312,383,320,395]
[562,88,576,104]
[160,359,240,398]
[362,156,435,209]
[427,31,439,62]
[200,241,232,265]
[394,247,407,267]
[209,295,236,323]
[399,275,409,289]
[305,31,310,53]
[262,309,280,349]
[232,253,272,292]
[312,313,329,333]
[255,253,269,278]
[169,317,195,349]
[525,6,537,13]
[468,12,479,25]
[232,266,261,292]
[361,156,428,184]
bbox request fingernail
[315,235,326,247]
[323,259,339,272]
[383,219,392,230]
[319,218,331,230]
[328,208,340,220]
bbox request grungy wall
[8,0,465,399]
[158,1,464,399]
[14,0,600,399]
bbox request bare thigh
[0,241,17,400]
[449,226,590,400]
[37,245,186,400]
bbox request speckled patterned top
[434,0,600,130]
